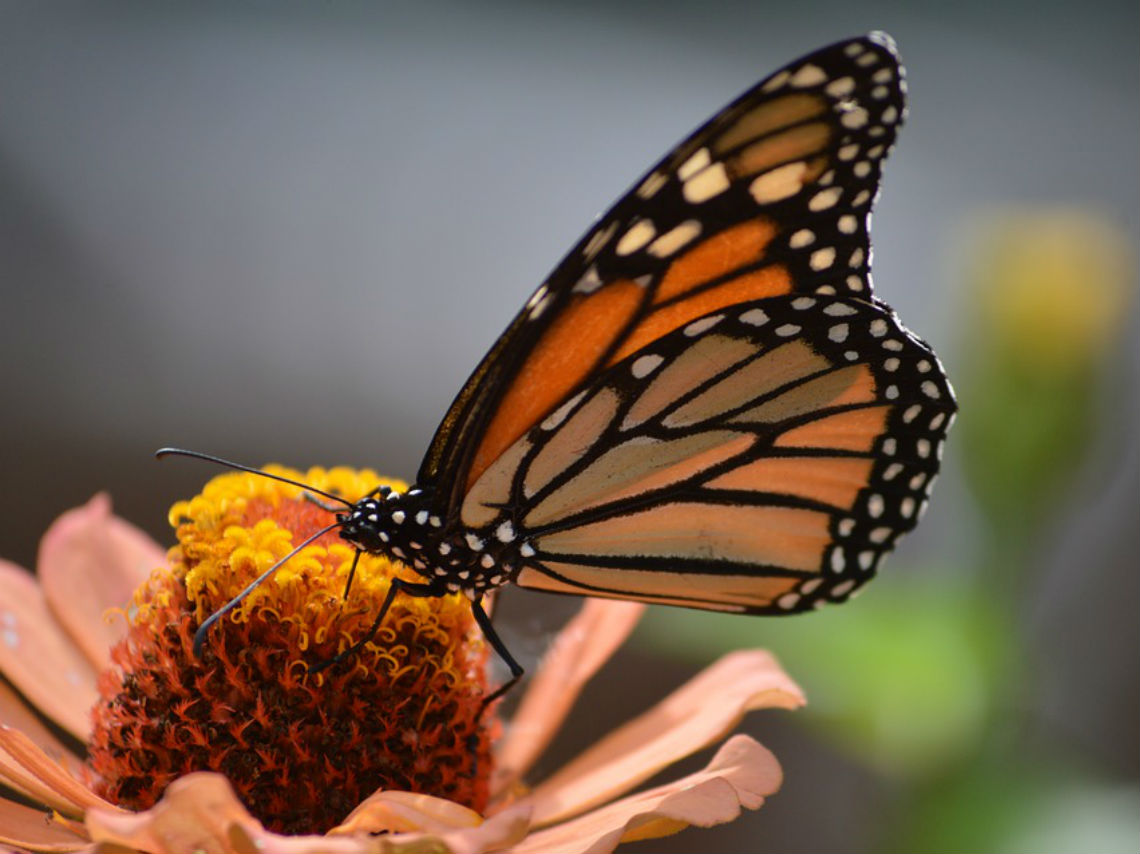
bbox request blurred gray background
[1,2,1137,852]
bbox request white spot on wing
[637,171,667,199]
[616,220,656,256]
[684,162,731,203]
[678,148,711,181]
[840,107,869,129]
[777,592,801,609]
[831,579,856,598]
[825,76,856,97]
[573,265,603,294]
[582,222,617,259]
[750,161,807,203]
[810,247,836,270]
[789,229,815,248]
[809,187,842,211]
[529,292,553,319]
[761,69,790,92]
[631,353,664,378]
[684,314,724,337]
[790,64,828,87]
[648,220,702,258]
[739,308,769,326]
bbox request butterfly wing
[460,293,954,612]
[419,33,909,517]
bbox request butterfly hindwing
[420,33,908,516]
[461,293,954,613]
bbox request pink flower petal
[0,678,83,771]
[0,725,122,818]
[331,792,533,854]
[493,600,645,796]
[38,493,167,670]
[502,735,781,854]
[0,796,90,852]
[86,772,530,854]
[524,649,804,826]
[331,790,483,834]
[85,772,274,854]
[431,803,534,854]
[0,561,98,740]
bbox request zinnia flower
[0,469,805,853]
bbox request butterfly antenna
[156,447,354,509]
[192,520,342,657]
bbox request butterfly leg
[341,549,363,599]
[470,597,525,716]
[308,576,444,674]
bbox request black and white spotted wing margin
[460,294,955,614]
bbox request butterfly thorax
[337,487,522,598]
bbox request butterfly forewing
[461,293,953,612]
[420,33,909,514]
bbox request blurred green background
[1,2,1136,852]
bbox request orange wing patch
[536,501,831,572]
[613,266,790,363]
[654,219,778,304]
[518,562,804,611]
[713,93,827,154]
[466,280,644,489]
[707,456,875,511]
[775,405,891,453]
[597,218,789,366]
[729,364,876,424]
[731,123,832,179]
[524,431,754,528]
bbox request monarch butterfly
[164,31,955,704]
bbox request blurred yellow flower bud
[966,209,1134,374]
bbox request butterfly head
[338,486,415,554]
[336,487,522,599]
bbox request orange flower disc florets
[87,467,493,834]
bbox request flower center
[87,466,494,834]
